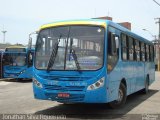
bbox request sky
[0,0,160,45]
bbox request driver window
[107,27,119,72]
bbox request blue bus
[32,19,155,108]
[2,46,34,80]
[0,50,4,78]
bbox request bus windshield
[6,48,26,52]
[3,53,27,66]
[35,25,104,71]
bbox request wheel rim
[117,89,123,103]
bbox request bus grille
[43,84,85,92]
[39,75,90,81]
[45,93,85,102]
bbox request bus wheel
[16,78,23,82]
[63,103,74,106]
[109,83,127,109]
[142,77,149,94]
[15,79,19,82]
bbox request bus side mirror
[28,52,33,67]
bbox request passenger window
[128,37,134,61]
[146,45,149,61]
[107,31,119,72]
[140,43,145,61]
[150,46,154,62]
[121,34,128,60]
[134,40,140,61]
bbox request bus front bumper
[33,84,108,103]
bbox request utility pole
[1,30,7,43]
[155,18,160,71]
[155,18,160,39]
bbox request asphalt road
[0,72,160,120]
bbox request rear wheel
[109,83,127,109]
[16,78,23,82]
[142,77,149,94]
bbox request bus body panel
[3,66,33,79]
[18,66,33,79]
[33,67,110,103]
[107,62,155,102]
[144,62,155,85]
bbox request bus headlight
[87,77,105,90]
[20,70,26,74]
[33,78,42,88]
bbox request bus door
[107,26,120,74]
[107,26,121,101]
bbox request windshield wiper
[69,38,81,71]
[71,49,81,71]
[46,35,61,72]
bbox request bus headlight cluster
[87,77,105,90]
[33,78,42,88]
[20,70,26,74]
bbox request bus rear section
[2,47,34,80]
[32,19,155,108]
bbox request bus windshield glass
[35,25,104,70]
[3,53,27,66]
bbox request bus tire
[16,78,22,82]
[142,77,149,94]
[63,103,75,106]
[108,83,127,109]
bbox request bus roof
[40,19,153,45]
[6,45,26,49]
[40,19,107,30]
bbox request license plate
[58,93,70,98]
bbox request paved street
[0,72,160,120]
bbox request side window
[149,45,151,61]
[107,29,119,72]
[128,37,134,61]
[150,46,154,62]
[121,34,128,60]
[146,45,149,61]
[140,43,145,61]
[135,40,140,61]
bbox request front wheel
[109,83,127,109]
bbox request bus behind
[3,46,34,80]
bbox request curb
[0,78,14,81]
